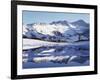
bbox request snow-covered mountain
[71,20,89,27]
[23,20,89,42]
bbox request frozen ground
[23,39,89,50]
[22,39,89,69]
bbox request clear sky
[22,11,90,24]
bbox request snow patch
[40,49,55,53]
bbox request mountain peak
[50,20,69,26]
[71,19,89,27]
[73,19,86,23]
[77,19,87,23]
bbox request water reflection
[23,44,89,68]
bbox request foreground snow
[40,49,55,53]
[23,39,89,50]
[23,55,89,64]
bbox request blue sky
[23,11,90,24]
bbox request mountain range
[23,20,89,42]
